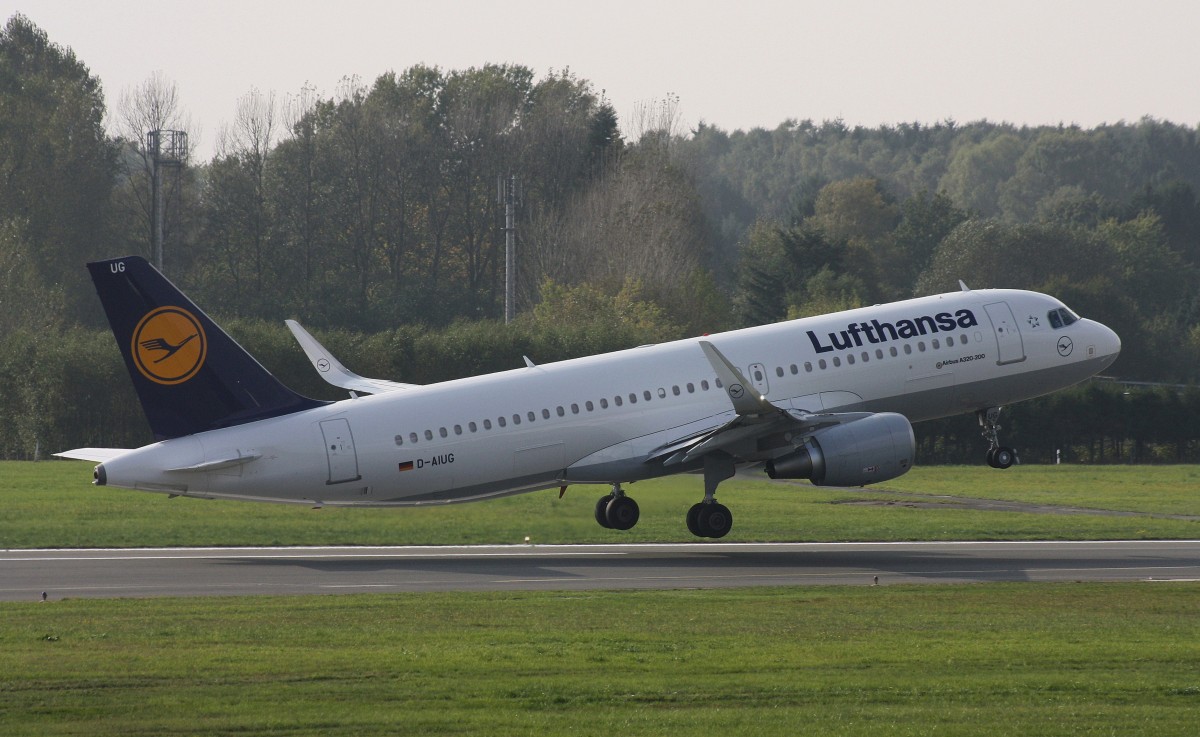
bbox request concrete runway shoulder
[3,540,1200,601]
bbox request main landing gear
[595,483,640,530]
[593,453,740,538]
[686,452,736,539]
[978,407,1017,469]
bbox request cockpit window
[1047,307,1079,330]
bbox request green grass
[2,461,1198,548]
[2,584,1198,736]
[883,464,1200,515]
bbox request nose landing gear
[978,407,1017,469]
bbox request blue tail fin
[87,256,326,440]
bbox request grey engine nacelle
[765,412,915,486]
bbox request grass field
[3,462,1199,735]
[3,584,1198,736]
[1,461,1197,548]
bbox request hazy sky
[16,0,1200,159]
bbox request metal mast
[497,174,522,323]
[148,129,187,272]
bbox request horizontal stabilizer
[54,448,130,463]
[285,320,420,395]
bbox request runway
[4,540,1199,601]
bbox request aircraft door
[983,302,1026,365]
[320,418,361,484]
[748,363,770,395]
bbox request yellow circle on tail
[131,307,207,385]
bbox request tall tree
[0,14,116,325]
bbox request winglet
[698,341,772,415]
[285,320,419,395]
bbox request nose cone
[1092,320,1121,370]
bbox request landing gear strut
[594,483,639,530]
[978,407,1017,469]
[687,452,736,538]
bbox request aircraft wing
[285,320,420,395]
[649,341,872,467]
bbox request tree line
[3,13,1199,461]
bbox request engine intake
[765,412,914,487]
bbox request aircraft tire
[595,494,615,528]
[697,503,733,539]
[992,447,1016,469]
[606,495,640,530]
[686,503,704,537]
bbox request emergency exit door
[983,302,1026,365]
[320,418,361,484]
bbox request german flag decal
[398,461,414,472]
[131,306,207,385]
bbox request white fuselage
[98,289,1121,505]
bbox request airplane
[58,256,1121,538]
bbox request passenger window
[672,386,680,396]
[687,383,695,393]
[600,398,608,409]
[932,339,940,350]
[946,336,955,347]
[541,409,550,420]
[513,414,522,425]
[453,425,462,435]
[469,422,478,433]
[805,362,813,372]
[701,380,710,391]
[484,419,492,430]
[791,364,799,375]
[818,359,827,370]
[528,412,537,422]
[628,393,636,404]
[875,349,883,359]
[410,432,418,444]
[847,354,855,365]
[776,367,784,378]
[890,347,898,357]
[753,368,764,381]
[715,378,724,388]
[498,417,506,428]
[556,406,564,417]
[904,344,912,355]
[587,400,595,411]
[644,391,653,401]
[833,357,841,367]
[424,430,433,440]
[439,427,447,438]
[918,342,926,352]
[395,435,404,446]
[862,352,869,362]
[570,404,579,414]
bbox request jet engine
[765,412,914,487]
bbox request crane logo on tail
[131,306,207,385]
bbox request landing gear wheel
[990,446,1016,470]
[594,494,615,528]
[605,495,640,530]
[978,407,1016,470]
[687,502,733,538]
[686,503,704,536]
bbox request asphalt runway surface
[4,540,1199,601]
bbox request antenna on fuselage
[958,280,971,292]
